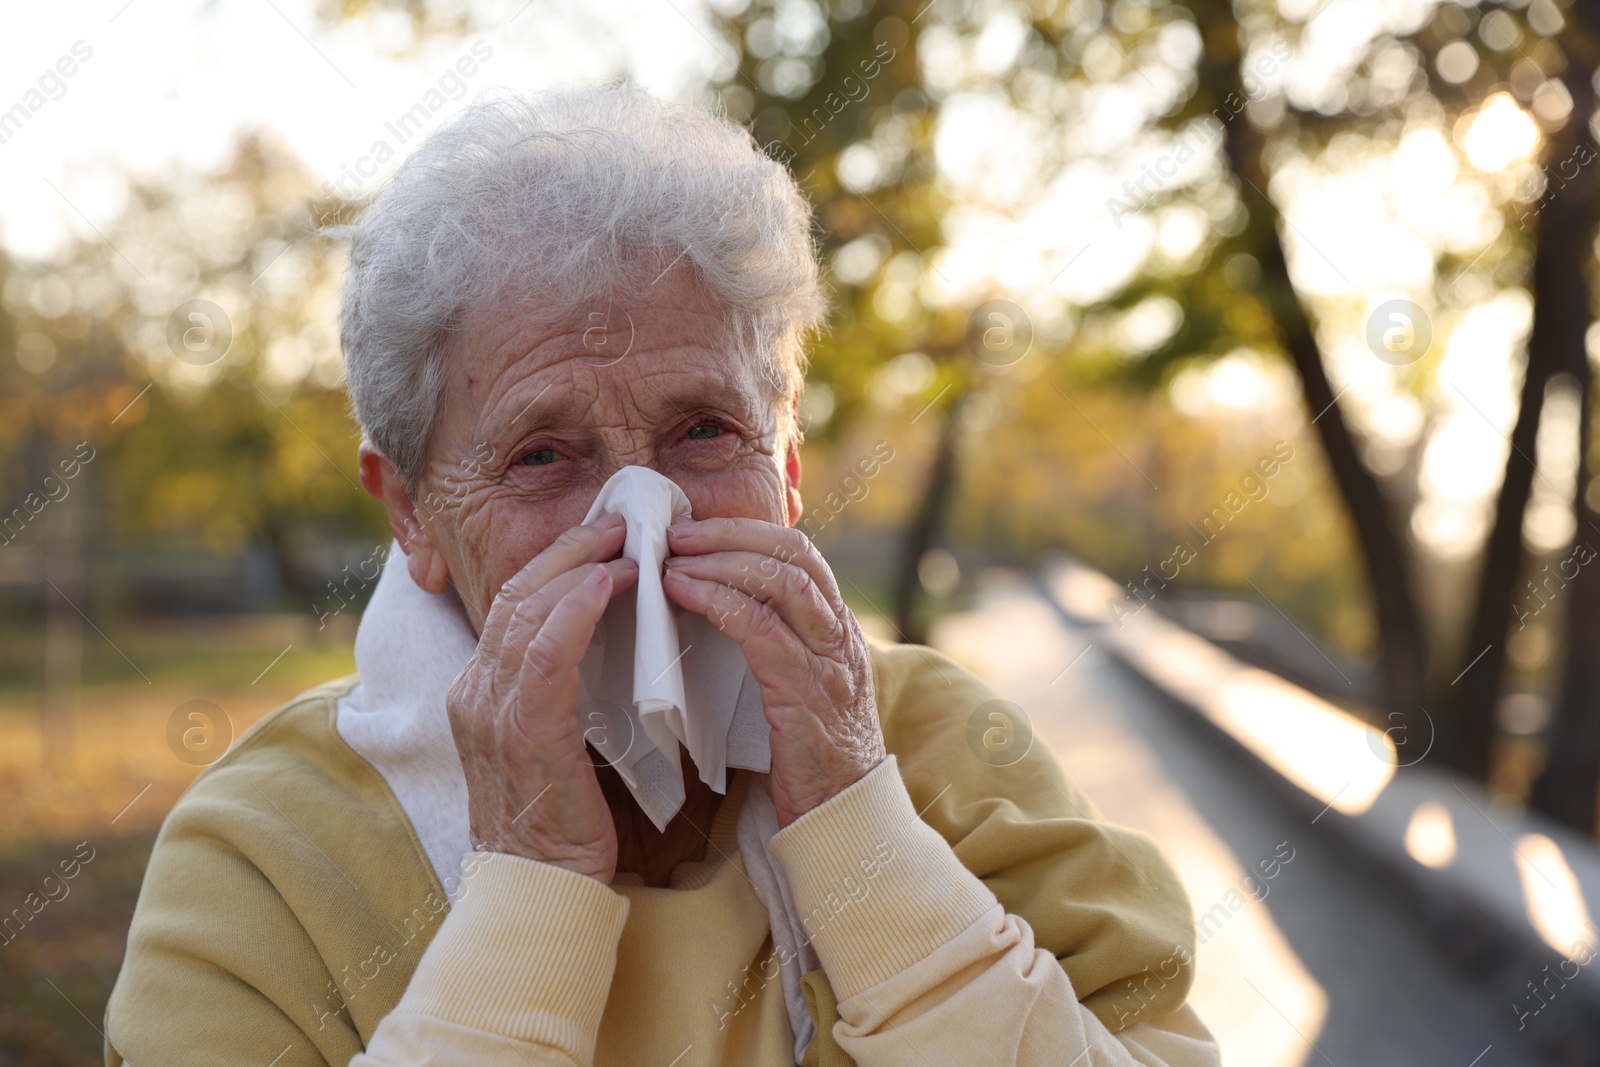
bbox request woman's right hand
[445,513,638,883]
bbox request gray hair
[335,84,826,493]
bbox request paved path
[929,570,1551,1067]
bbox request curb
[1035,554,1600,1053]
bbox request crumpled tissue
[577,465,771,830]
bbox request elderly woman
[106,87,1218,1066]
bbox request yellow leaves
[102,382,148,427]
[147,468,223,525]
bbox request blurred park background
[5,0,1600,1062]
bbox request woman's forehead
[454,270,728,375]
[424,268,784,458]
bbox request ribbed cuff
[766,755,997,999]
[396,851,629,1061]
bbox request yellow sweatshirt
[105,637,1217,1066]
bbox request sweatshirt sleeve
[354,851,628,1067]
[766,756,1221,1067]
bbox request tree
[1175,0,1600,790]
[4,132,387,624]
[1180,0,1432,729]
[1527,0,1600,830]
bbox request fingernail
[584,567,609,586]
[599,513,625,528]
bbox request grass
[0,831,157,1066]
[0,616,356,1065]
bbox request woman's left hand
[663,516,886,827]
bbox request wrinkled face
[411,267,797,632]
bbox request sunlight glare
[1514,833,1598,958]
[1460,93,1540,172]
[1404,802,1457,869]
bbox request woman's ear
[358,441,452,594]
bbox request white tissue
[578,466,771,830]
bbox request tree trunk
[1211,30,1431,725]
[1445,335,1565,779]
[42,460,84,768]
[1525,5,1600,828]
[1532,370,1600,833]
[892,389,964,645]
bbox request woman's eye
[520,448,558,466]
[686,422,724,441]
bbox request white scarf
[335,531,822,1061]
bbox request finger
[664,550,843,652]
[492,557,637,697]
[667,517,846,617]
[479,515,627,661]
[509,557,639,650]
[661,567,814,690]
[516,567,617,713]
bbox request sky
[0,0,725,260]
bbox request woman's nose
[593,456,663,486]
